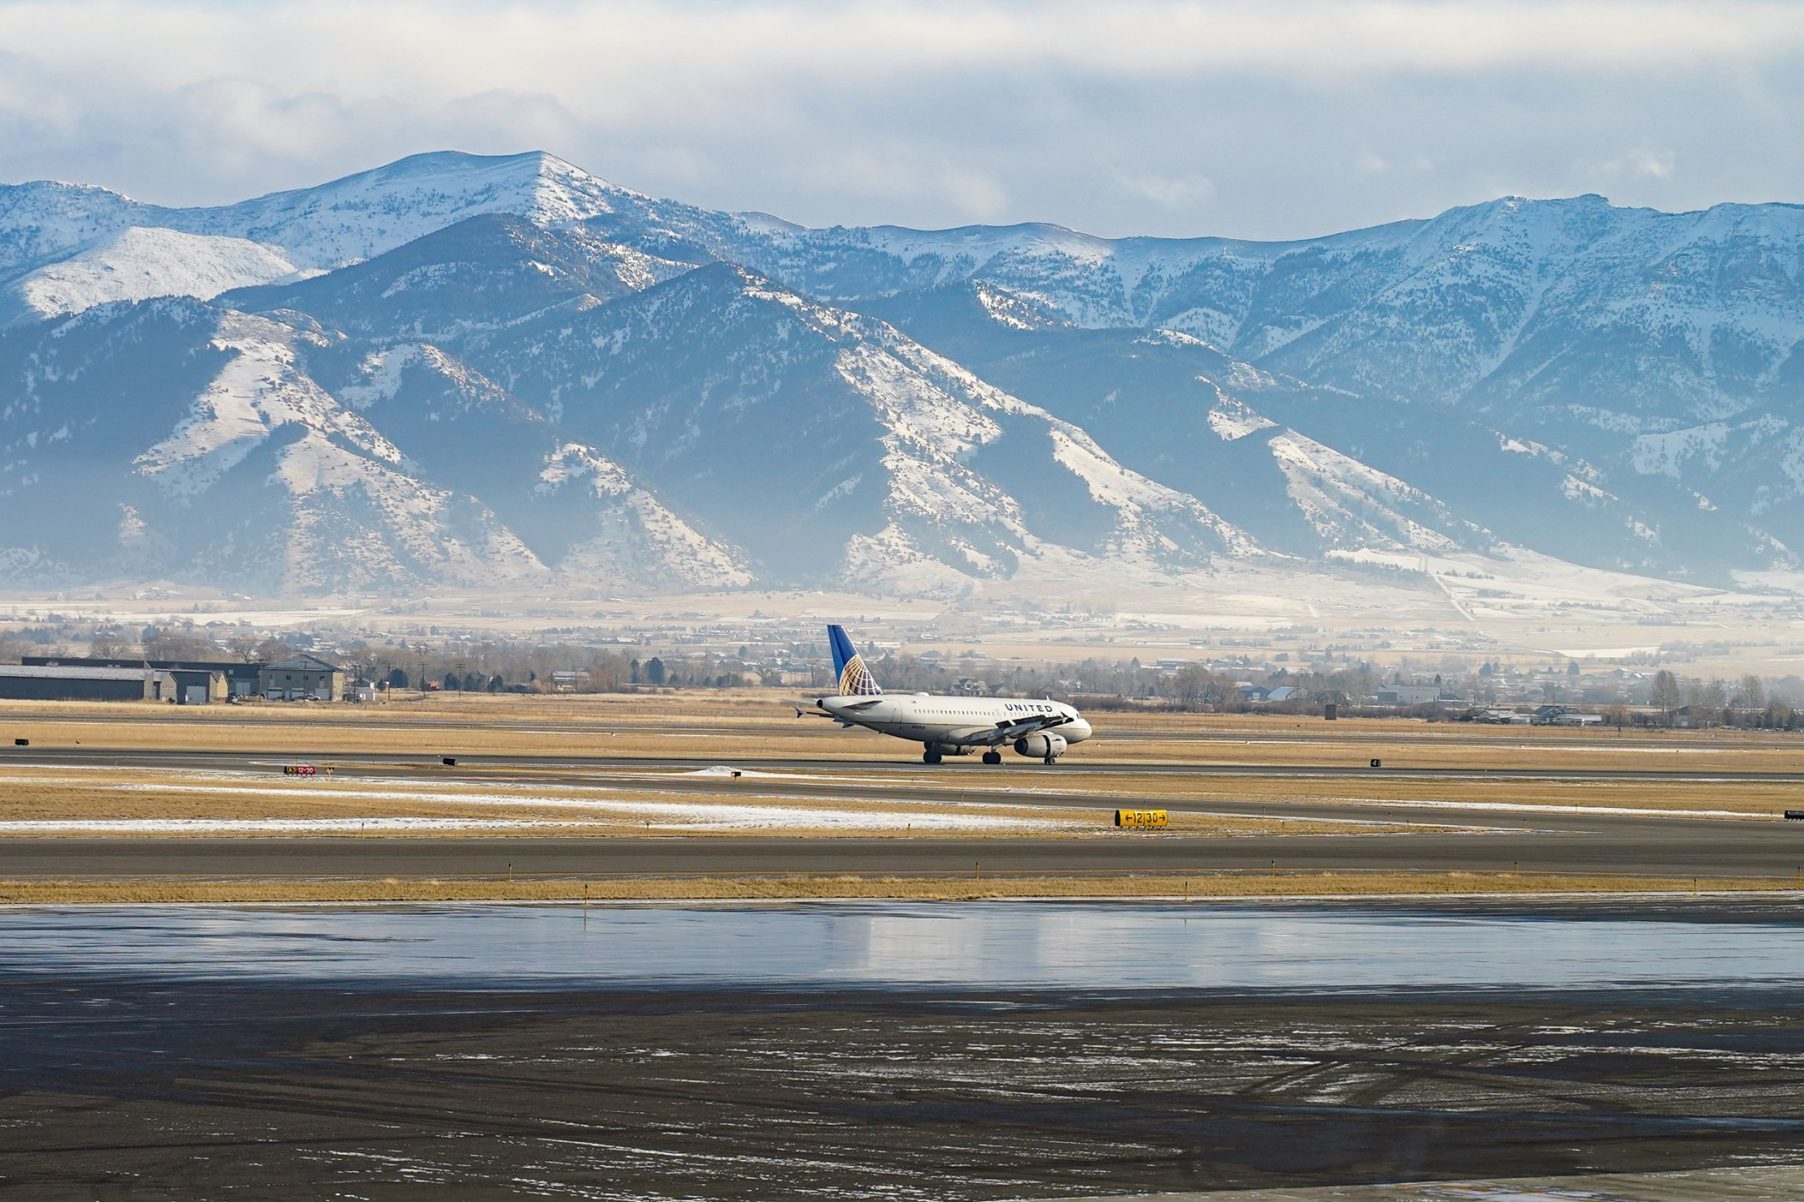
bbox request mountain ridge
[3,150,1802,596]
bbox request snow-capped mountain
[2,150,1801,595]
[0,227,306,326]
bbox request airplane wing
[949,712,1073,747]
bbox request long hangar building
[0,655,344,703]
[17,656,255,704]
[0,663,179,702]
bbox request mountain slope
[0,227,305,326]
[4,149,1802,594]
[0,298,760,592]
[468,263,1256,589]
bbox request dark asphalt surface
[8,743,1804,781]
[4,825,1802,880]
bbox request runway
[2,822,1799,882]
[2,743,1801,885]
[10,743,1804,782]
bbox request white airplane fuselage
[819,692,1093,761]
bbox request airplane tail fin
[827,624,882,696]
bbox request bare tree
[144,630,220,662]
[1650,669,1681,715]
[1171,665,1214,708]
[255,639,296,664]
[90,635,135,659]
[1736,674,1766,711]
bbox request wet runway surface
[9,900,1804,990]
[3,900,1804,1199]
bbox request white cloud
[0,1,1797,238]
[6,1,1803,85]
[1595,147,1679,181]
[1119,171,1216,210]
[1353,152,1435,177]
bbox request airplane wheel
[1043,755,1056,765]
[982,751,1002,765]
[923,747,942,765]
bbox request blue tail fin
[827,624,882,696]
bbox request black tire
[982,751,1002,765]
[1043,754,1056,765]
[923,747,943,765]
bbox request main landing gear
[922,746,942,764]
[982,750,1002,765]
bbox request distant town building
[1671,705,1708,729]
[1377,684,1442,705]
[1530,704,1603,726]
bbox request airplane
[793,624,1092,765]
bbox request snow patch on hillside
[538,441,632,497]
[1208,396,1278,441]
[538,442,753,588]
[336,344,425,408]
[7,227,304,323]
[1269,430,1468,552]
[134,313,406,497]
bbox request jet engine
[1014,732,1069,762]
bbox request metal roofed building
[259,654,346,701]
[0,664,166,702]
[23,656,251,702]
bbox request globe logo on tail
[839,653,880,697]
[827,623,883,697]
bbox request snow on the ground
[682,766,921,785]
[109,780,1078,832]
[1338,797,1761,820]
[0,818,561,834]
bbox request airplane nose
[1068,718,1093,742]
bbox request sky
[0,0,1800,240]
